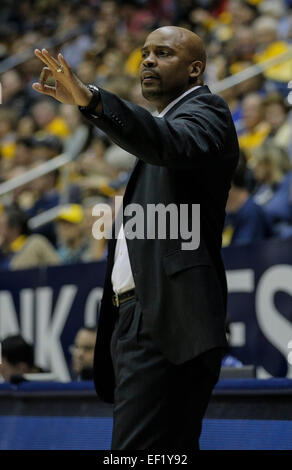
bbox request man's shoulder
[187,87,229,109]
[168,86,230,117]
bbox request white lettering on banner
[84,287,103,327]
[229,322,246,347]
[1,263,292,379]
[35,287,52,370]
[225,269,254,348]
[20,289,34,344]
[256,367,273,379]
[287,340,292,365]
[255,265,292,378]
[226,269,255,293]
[0,291,20,337]
[35,286,77,381]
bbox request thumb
[32,83,55,97]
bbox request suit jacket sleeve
[79,87,232,169]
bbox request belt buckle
[113,293,119,308]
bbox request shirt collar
[156,85,202,118]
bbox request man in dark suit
[33,26,239,450]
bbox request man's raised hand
[32,49,92,106]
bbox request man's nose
[142,52,157,67]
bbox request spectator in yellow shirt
[31,99,70,139]
[238,93,271,160]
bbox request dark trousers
[110,297,223,450]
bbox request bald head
[148,26,206,73]
[140,26,206,112]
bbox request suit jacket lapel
[162,85,211,118]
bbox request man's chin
[141,87,162,102]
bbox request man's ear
[189,60,203,81]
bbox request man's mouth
[143,78,159,84]
[141,72,160,82]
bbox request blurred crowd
[1,0,292,272]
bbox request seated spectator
[28,167,60,216]
[31,134,63,161]
[222,319,243,368]
[14,136,35,167]
[223,155,272,246]
[251,144,292,237]
[221,60,265,136]
[238,93,271,161]
[17,114,37,139]
[263,171,292,238]
[1,70,29,116]
[252,143,291,204]
[31,99,70,139]
[69,327,97,380]
[55,204,88,263]
[0,334,43,384]
[263,93,292,152]
[0,206,60,270]
[253,15,292,95]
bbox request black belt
[112,289,136,307]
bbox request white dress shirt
[111,85,202,294]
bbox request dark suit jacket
[80,85,239,403]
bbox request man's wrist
[79,85,101,113]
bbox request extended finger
[34,49,54,69]
[58,53,72,73]
[42,49,63,71]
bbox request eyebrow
[141,45,175,52]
